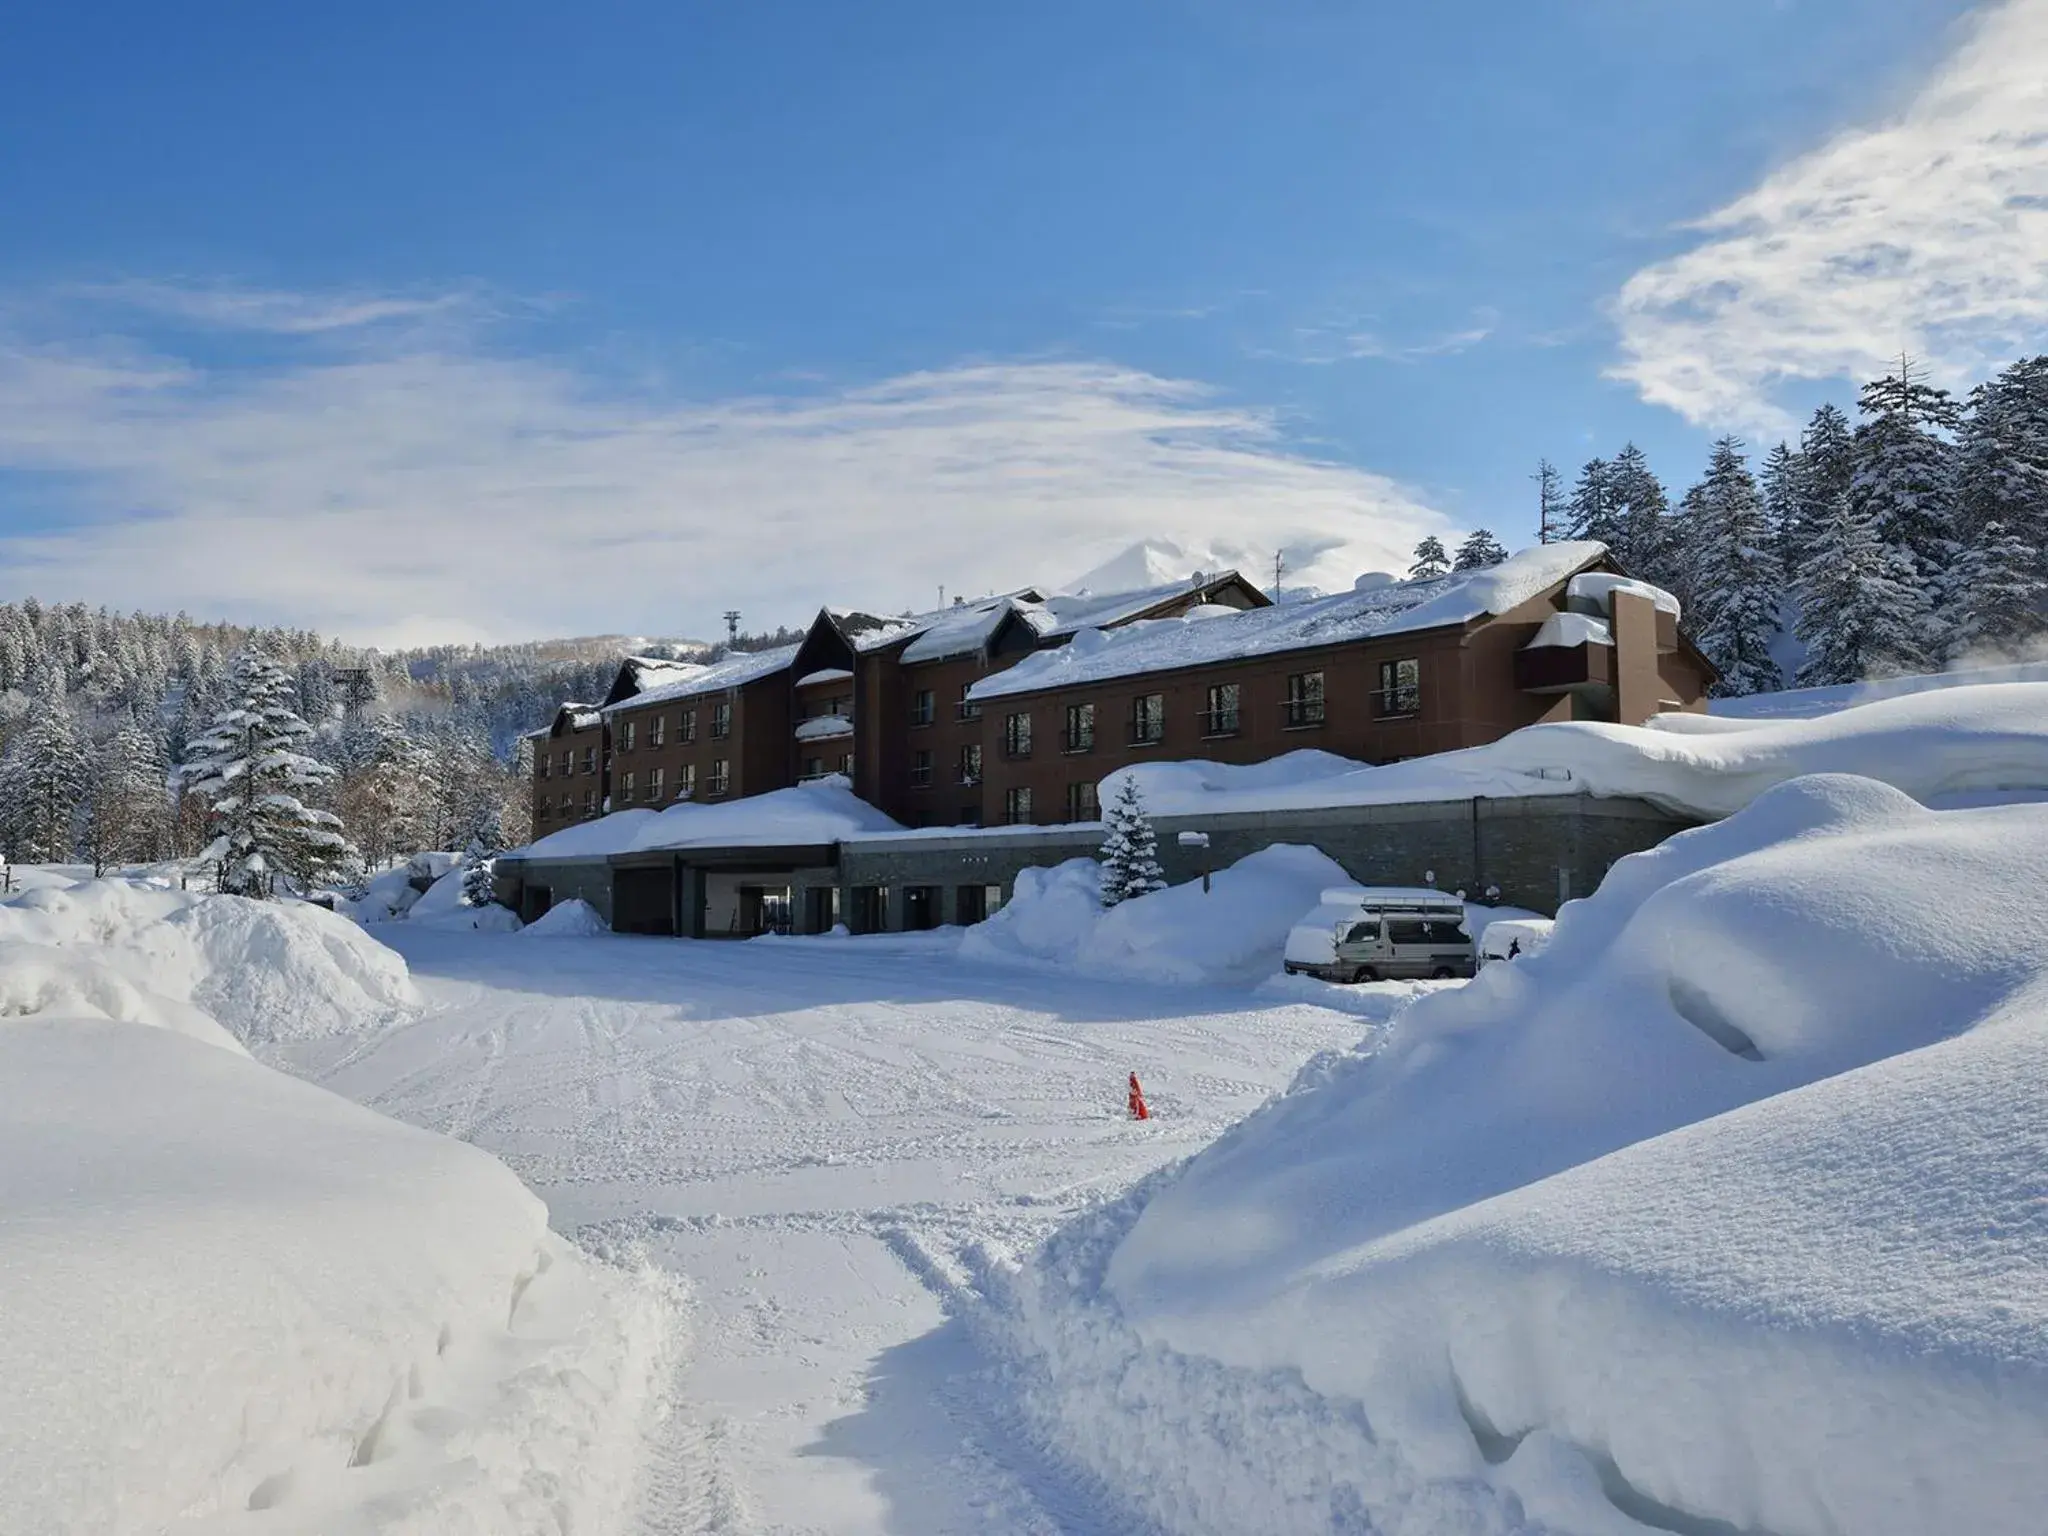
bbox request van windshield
[1344,921,1380,945]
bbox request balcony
[795,714,853,742]
[1516,639,1613,694]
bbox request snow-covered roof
[968,543,1606,702]
[1525,612,1614,650]
[602,644,799,713]
[795,668,853,687]
[1027,572,1256,641]
[511,779,902,859]
[899,597,1035,665]
[794,714,852,741]
[1566,570,1682,621]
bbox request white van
[1283,887,1476,983]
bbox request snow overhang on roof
[1566,570,1681,622]
[967,542,1606,703]
[1526,612,1615,650]
[602,644,800,713]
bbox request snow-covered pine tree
[1849,358,1960,656]
[0,690,88,863]
[1452,528,1509,571]
[177,648,356,898]
[1685,437,1783,696]
[1608,443,1674,584]
[82,714,172,875]
[1534,459,1568,544]
[461,805,505,907]
[1407,536,1451,581]
[1947,520,2048,659]
[1566,458,1619,546]
[1954,354,2048,577]
[1760,441,1801,564]
[1792,491,1931,686]
[1098,777,1166,907]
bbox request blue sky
[2,0,2041,644]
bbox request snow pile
[961,845,1352,986]
[0,877,418,1045]
[0,1017,677,1535]
[978,775,2048,1536]
[408,865,523,932]
[1109,682,2048,821]
[352,861,426,921]
[516,778,902,861]
[523,897,611,938]
[1711,658,2048,720]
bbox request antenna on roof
[1271,550,1286,591]
[938,584,945,609]
[723,610,741,646]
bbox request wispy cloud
[1257,308,1496,367]
[58,279,481,335]
[1611,0,2048,430]
[0,283,1453,646]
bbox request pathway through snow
[270,929,1393,1534]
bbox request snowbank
[1710,658,2048,720]
[979,775,2048,1536]
[523,897,611,938]
[0,877,418,1045]
[1108,682,2048,821]
[0,1017,676,1535]
[515,778,901,861]
[405,864,523,932]
[961,845,1353,986]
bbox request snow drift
[522,896,611,938]
[0,1019,676,1536]
[516,777,900,861]
[0,876,418,1044]
[978,775,2048,1536]
[1107,682,2048,821]
[960,844,1353,986]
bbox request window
[1285,671,1326,728]
[676,763,696,799]
[956,685,982,721]
[1063,702,1095,753]
[536,799,551,821]
[1003,711,1033,758]
[1378,657,1421,717]
[650,766,664,801]
[538,753,550,780]
[621,720,636,752]
[707,759,730,796]
[622,770,636,802]
[958,743,983,785]
[838,753,854,777]
[910,689,935,727]
[560,794,574,820]
[1065,781,1100,821]
[649,714,666,748]
[679,709,697,744]
[1004,786,1033,825]
[1203,682,1241,736]
[710,701,732,739]
[1129,693,1165,745]
[559,750,572,776]
[583,787,597,813]
[1344,920,1380,945]
[831,694,852,718]
[582,746,597,774]
[910,748,934,787]
[803,756,824,780]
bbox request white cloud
[0,285,1453,646]
[1611,0,2048,430]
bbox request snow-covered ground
[0,877,676,1536]
[270,926,1403,1533]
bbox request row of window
[608,761,732,807]
[613,701,733,755]
[538,743,603,779]
[978,662,1420,759]
[800,753,856,781]
[986,782,1096,826]
[907,688,979,727]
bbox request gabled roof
[967,542,1612,703]
[547,703,602,735]
[1025,570,1268,641]
[603,643,800,713]
[602,654,709,707]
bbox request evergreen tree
[1759,441,1801,567]
[1792,493,1931,686]
[461,806,505,907]
[1534,459,1568,544]
[1947,520,2048,658]
[1685,438,1783,696]
[1566,458,1619,547]
[1608,443,1673,584]
[0,693,88,863]
[177,649,356,897]
[81,715,172,875]
[1098,777,1165,907]
[1954,355,2048,558]
[1849,358,1960,655]
[1407,536,1451,581]
[1453,528,1509,571]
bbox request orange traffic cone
[1127,1072,1150,1121]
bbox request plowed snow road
[270,928,1395,1535]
